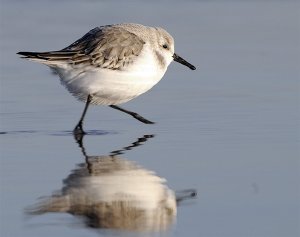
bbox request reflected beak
[176,189,197,204]
[173,53,196,70]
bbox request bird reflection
[27,134,196,232]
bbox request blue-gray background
[0,0,299,236]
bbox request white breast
[55,44,168,105]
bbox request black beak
[173,53,196,70]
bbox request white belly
[55,47,167,105]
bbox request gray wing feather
[19,26,145,70]
[62,26,145,70]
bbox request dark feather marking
[155,50,166,69]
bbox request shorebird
[26,135,197,231]
[18,23,196,133]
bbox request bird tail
[17,51,76,66]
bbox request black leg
[73,95,92,134]
[109,105,155,124]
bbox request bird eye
[162,44,168,49]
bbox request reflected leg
[109,105,155,124]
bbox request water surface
[0,0,299,237]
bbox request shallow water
[0,0,299,236]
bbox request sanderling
[18,23,196,133]
[26,135,196,231]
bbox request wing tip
[17,51,37,58]
[17,51,50,61]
